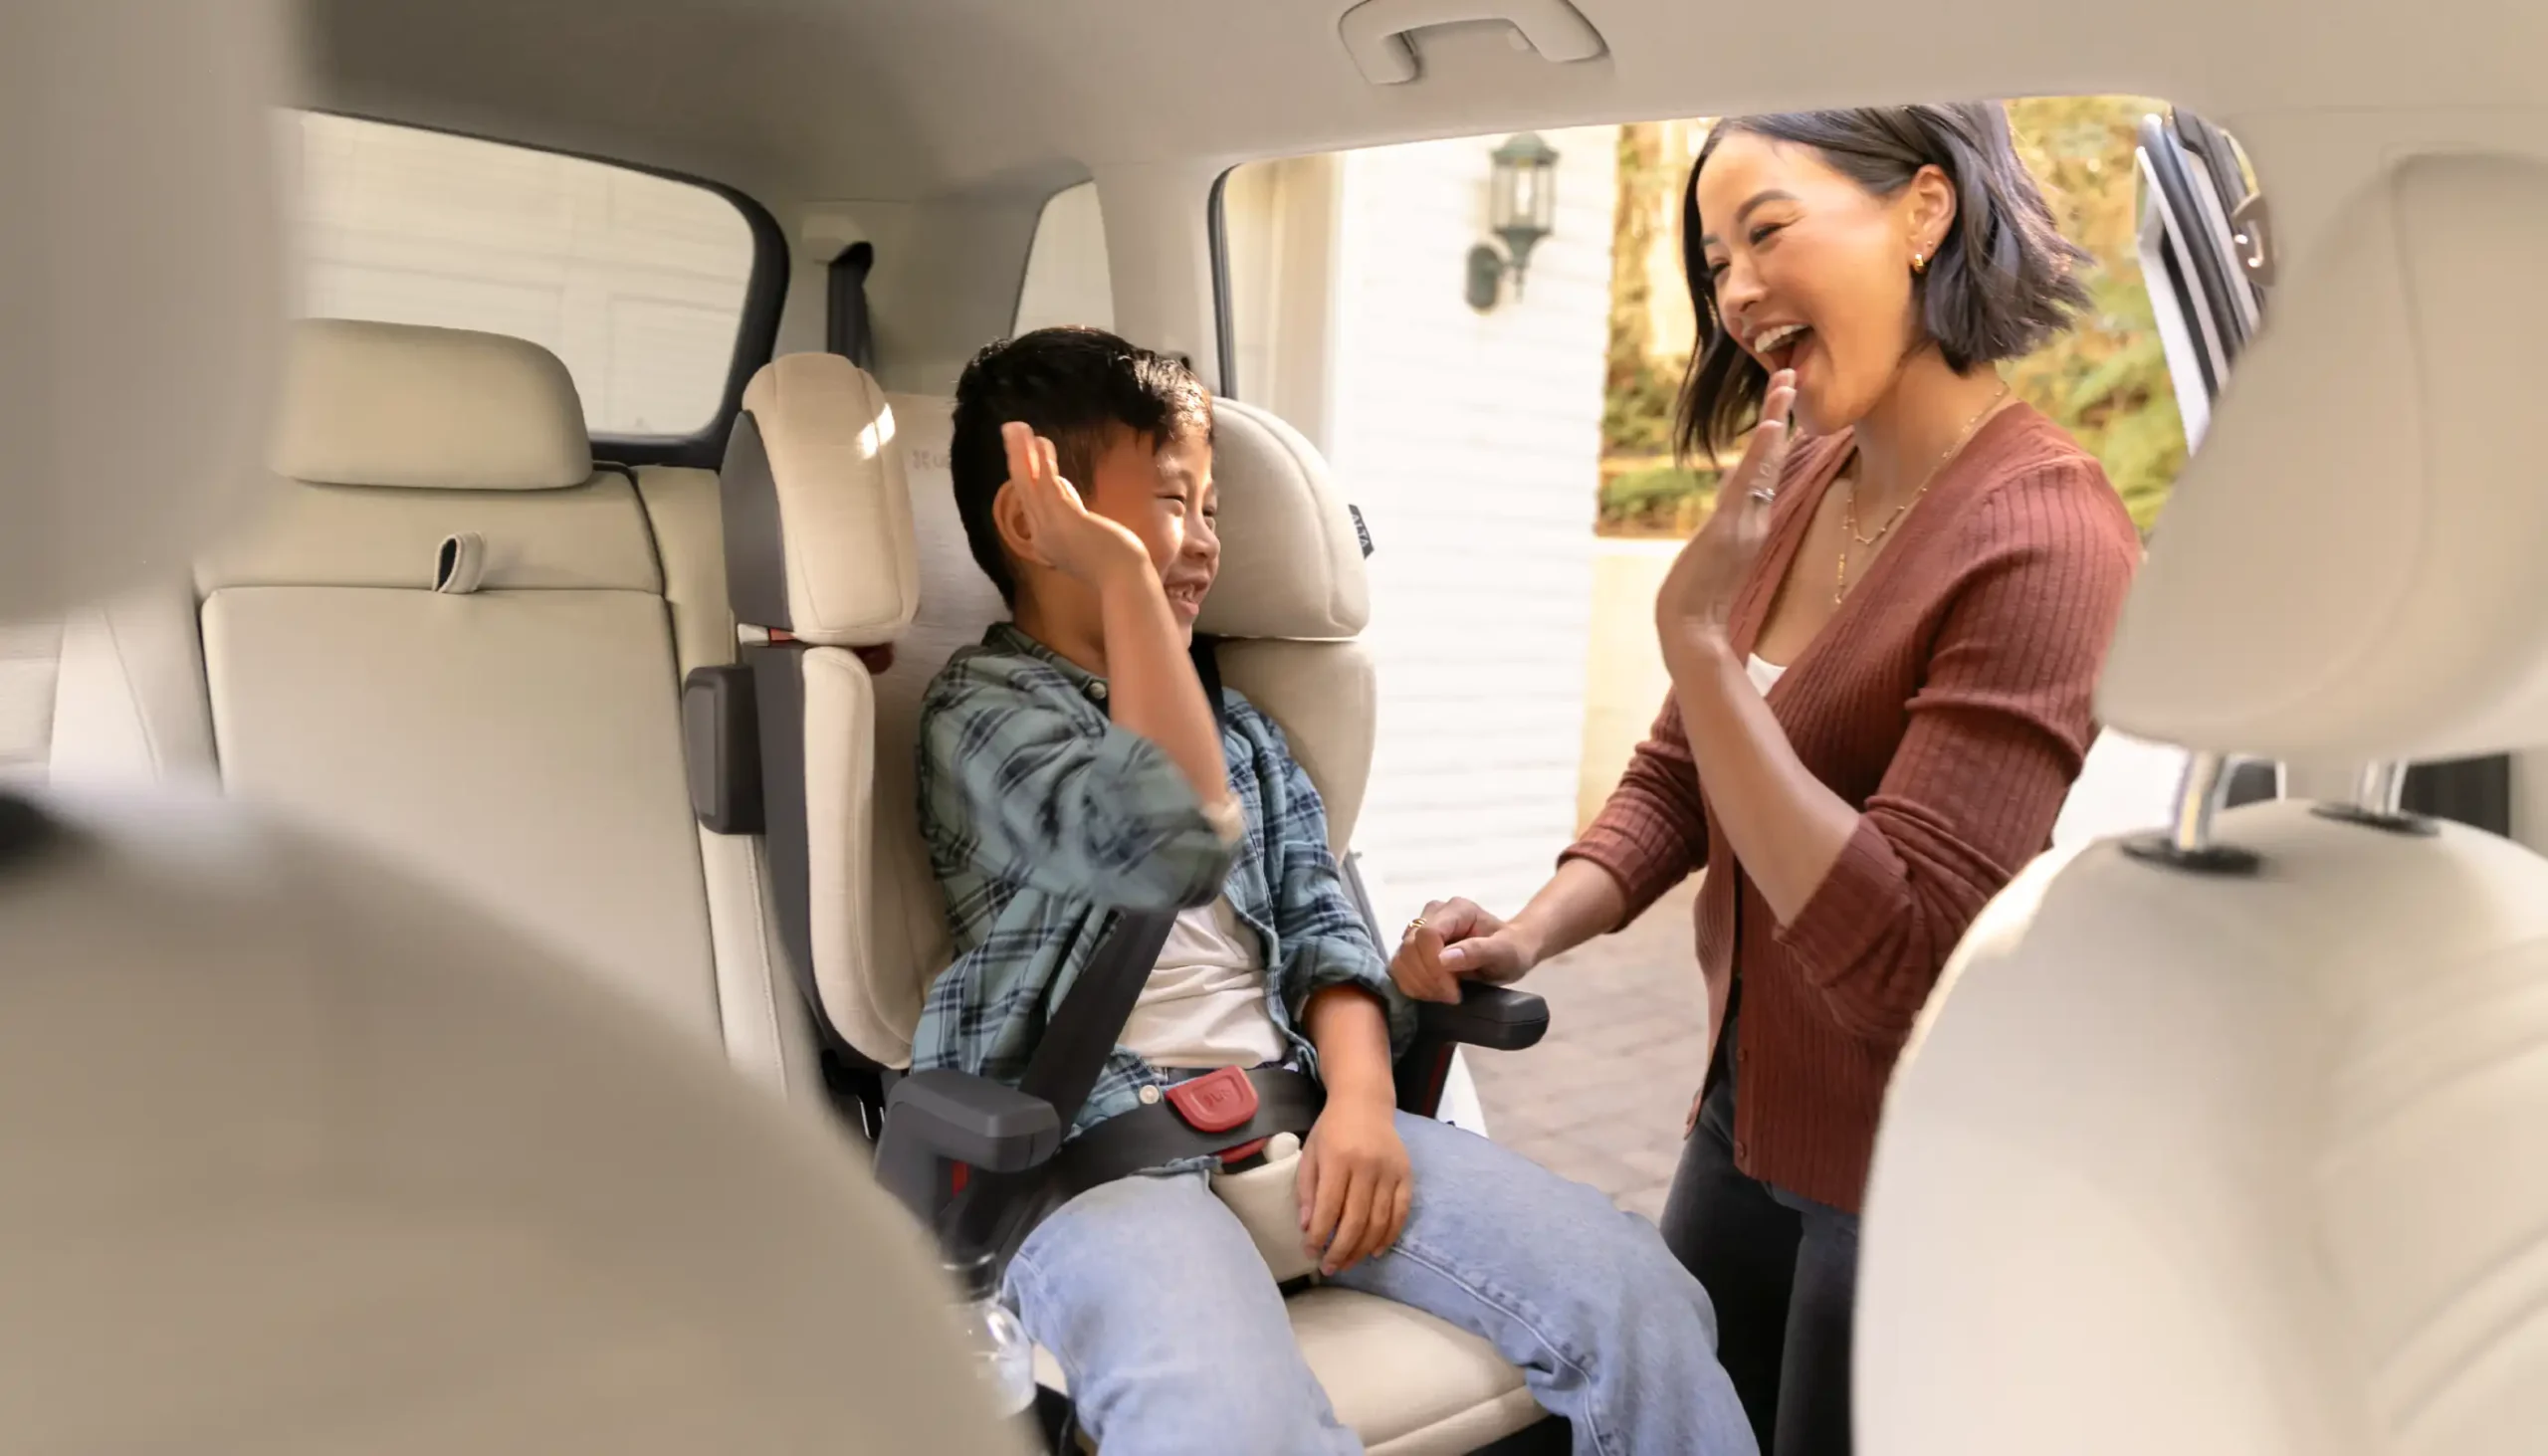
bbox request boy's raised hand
[995,421,1151,585]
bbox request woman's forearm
[1666,636,1859,926]
[1505,858,1632,969]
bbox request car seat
[1856,151,2548,1456]
[693,358,1573,1452]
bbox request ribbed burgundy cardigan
[1566,404,2141,1213]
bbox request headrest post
[2355,760,2411,818]
[2309,758,2441,838]
[2122,750,2262,876]
[2171,751,2230,857]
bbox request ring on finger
[1751,488,1776,504]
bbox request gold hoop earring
[1912,251,1929,276]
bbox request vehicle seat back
[853,390,1378,1070]
[1858,151,2548,1456]
[0,7,1008,1448]
[195,318,723,1045]
[709,352,925,1070]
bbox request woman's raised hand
[1655,369,1798,652]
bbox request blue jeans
[1006,1109,1758,1455]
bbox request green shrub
[1599,462,1717,534]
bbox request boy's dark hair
[1675,103,2092,461]
[949,325,1213,603]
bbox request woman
[1388,104,2142,1456]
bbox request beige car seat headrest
[1198,398,1372,642]
[722,353,924,648]
[272,319,596,491]
[0,0,287,619]
[2102,151,2548,763]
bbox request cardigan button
[1732,1138,1750,1160]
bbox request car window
[290,110,758,439]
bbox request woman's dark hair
[949,325,1212,603]
[1674,103,2091,461]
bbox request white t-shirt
[1747,655,1788,695]
[1118,896,1288,1070]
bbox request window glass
[290,111,757,438]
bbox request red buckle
[1215,1138,1271,1166]
[1163,1065,1259,1135]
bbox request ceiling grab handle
[1337,0,1606,85]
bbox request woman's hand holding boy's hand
[1388,898,1540,1005]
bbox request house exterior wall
[1303,127,1620,926]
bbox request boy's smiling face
[1077,422,1220,642]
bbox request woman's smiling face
[1694,131,1947,436]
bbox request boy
[915,326,1753,1455]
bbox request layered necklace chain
[1834,381,2012,604]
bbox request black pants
[1659,1067,1859,1456]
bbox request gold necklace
[1834,383,2012,604]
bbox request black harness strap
[826,242,876,370]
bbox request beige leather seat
[1857,152,2548,1456]
[0,5,1016,1452]
[714,361,1554,1452]
[41,316,814,1096]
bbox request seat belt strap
[825,242,876,370]
[1190,634,1228,733]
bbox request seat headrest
[0,0,288,619]
[1199,399,1371,641]
[271,320,595,492]
[720,353,921,648]
[2101,152,2548,762]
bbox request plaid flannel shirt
[913,622,1414,1143]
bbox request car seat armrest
[1416,982,1550,1051]
[1393,983,1551,1117]
[885,1070,1064,1170]
[873,1071,1064,1221]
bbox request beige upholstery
[872,390,1546,1452]
[1860,151,2548,1456]
[742,352,924,647]
[192,320,751,1069]
[634,465,821,1096]
[272,319,594,492]
[0,622,62,785]
[0,1,285,621]
[725,357,929,1064]
[1196,398,1372,642]
[2101,152,2548,762]
[0,7,1010,1451]
[47,584,221,787]
[3,788,1019,1456]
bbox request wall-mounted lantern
[1466,131,1560,312]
